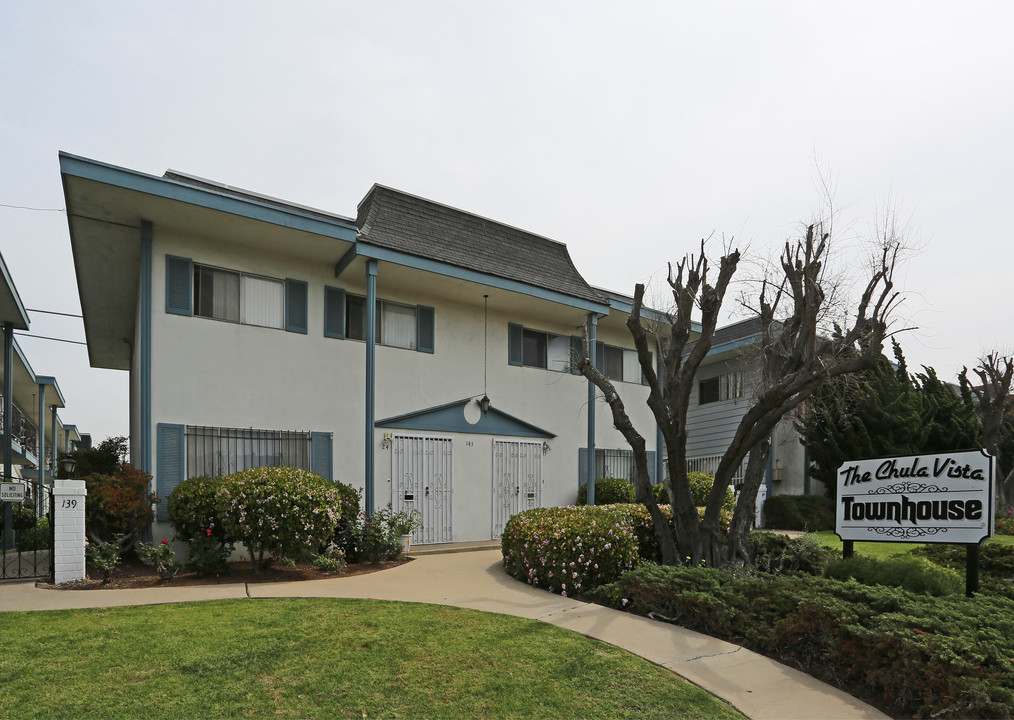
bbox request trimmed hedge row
[590,563,1014,718]
[762,494,834,530]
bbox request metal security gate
[391,435,453,545]
[1,479,54,582]
[492,439,543,540]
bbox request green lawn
[805,530,1014,558]
[0,598,743,720]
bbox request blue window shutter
[165,256,193,316]
[417,305,435,353]
[570,336,583,374]
[646,451,657,485]
[324,286,346,339]
[156,423,185,521]
[595,341,605,370]
[578,448,587,490]
[285,279,308,334]
[311,432,333,482]
[508,323,524,366]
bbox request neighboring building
[1,250,81,554]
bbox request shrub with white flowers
[500,506,640,597]
[217,467,344,572]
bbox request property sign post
[835,449,994,596]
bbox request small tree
[579,221,901,568]
[84,464,158,553]
[964,353,1014,511]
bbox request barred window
[185,425,311,477]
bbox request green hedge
[590,563,1014,718]
[824,555,963,596]
[762,494,834,530]
[577,478,635,505]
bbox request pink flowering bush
[501,506,640,596]
[996,510,1014,536]
[217,467,345,572]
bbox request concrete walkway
[1,548,887,720]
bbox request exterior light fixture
[479,394,491,416]
[59,455,77,478]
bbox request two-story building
[61,153,668,544]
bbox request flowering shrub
[501,506,640,596]
[84,464,158,552]
[217,467,344,572]
[167,475,229,543]
[136,539,182,580]
[86,541,121,583]
[185,529,233,575]
[996,510,1014,536]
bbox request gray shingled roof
[711,317,764,346]
[356,185,604,305]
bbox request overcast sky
[1,1,1012,443]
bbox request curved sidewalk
[1,549,886,720]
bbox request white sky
[1,1,1012,443]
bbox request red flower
[207,528,212,536]
[161,539,168,545]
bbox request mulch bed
[39,558,411,591]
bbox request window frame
[699,370,744,405]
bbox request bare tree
[966,353,1014,511]
[579,222,902,568]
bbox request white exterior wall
[144,227,660,543]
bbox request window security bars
[0,399,39,456]
[596,448,636,482]
[185,426,311,478]
[685,454,748,488]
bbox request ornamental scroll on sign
[835,449,994,544]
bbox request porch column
[50,403,58,480]
[139,221,152,473]
[586,313,597,506]
[365,258,378,517]
[3,322,12,550]
[37,382,46,490]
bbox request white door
[492,439,543,539]
[392,435,453,545]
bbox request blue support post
[586,313,597,506]
[3,322,12,550]
[37,383,46,493]
[365,259,378,517]
[139,221,152,473]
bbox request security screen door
[392,434,453,545]
[492,439,543,539]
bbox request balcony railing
[0,399,38,457]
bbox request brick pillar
[53,479,87,584]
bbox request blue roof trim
[357,241,610,314]
[35,375,67,407]
[334,245,358,278]
[594,288,701,330]
[377,398,556,438]
[59,152,358,243]
[706,332,763,357]
[0,252,30,330]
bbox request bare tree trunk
[728,438,770,566]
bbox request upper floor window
[194,265,285,329]
[324,286,434,353]
[166,255,307,334]
[699,370,743,404]
[600,343,644,384]
[509,323,580,373]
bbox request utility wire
[13,332,87,346]
[26,308,83,319]
[0,202,65,213]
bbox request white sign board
[836,449,994,544]
[1,482,27,503]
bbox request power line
[26,308,83,319]
[13,332,87,346]
[0,202,65,213]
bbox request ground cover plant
[589,563,1014,718]
[0,598,743,720]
